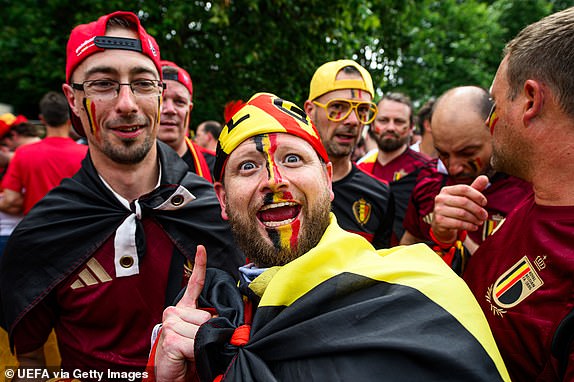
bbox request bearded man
[146,93,510,382]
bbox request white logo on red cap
[76,36,96,57]
[147,37,157,57]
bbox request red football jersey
[464,194,574,381]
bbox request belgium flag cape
[0,142,244,336]
[194,215,510,381]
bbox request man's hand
[431,175,489,245]
[0,189,24,215]
[155,245,212,382]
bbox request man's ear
[62,83,81,117]
[303,99,314,117]
[213,181,229,220]
[325,161,335,202]
[523,79,544,127]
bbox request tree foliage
[0,0,569,126]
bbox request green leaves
[0,0,566,123]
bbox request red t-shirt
[357,148,432,184]
[358,148,433,245]
[403,168,532,244]
[2,137,87,214]
[13,220,182,373]
[463,194,574,381]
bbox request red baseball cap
[66,11,161,83]
[65,11,162,136]
[0,114,28,139]
[161,60,193,98]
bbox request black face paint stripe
[267,227,281,250]
[82,97,94,133]
[254,135,272,179]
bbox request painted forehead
[232,132,316,154]
[324,88,372,100]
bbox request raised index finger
[177,245,207,309]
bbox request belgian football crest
[482,213,504,240]
[393,169,408,182]
[352,198,372,225]
[486,256,544,316]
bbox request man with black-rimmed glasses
[0,11,243,377]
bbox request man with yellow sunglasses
[303,60,393,248]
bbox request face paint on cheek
[488,110,499,135]
[83,98,100,137]
[157,96,162,125]
[267,219,301,252]
[183,110,190,130]
[469,157,483,173]
[372,124,383,134]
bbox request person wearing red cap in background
[0,11,244,378]
[0,114,41,168]
[0,91,88,216]
[146,92,510,382]
[158,60,214,182]
[303,59,393,249]
[0,114,39,252]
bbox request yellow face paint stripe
[84,98,98,136]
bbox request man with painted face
[399,86,531,273]
[432,8,574,380]
[358,92,434,245]
[146,92,510,382]
[158,60,214,182]
[0,11,244,375]
[303,60,393,248]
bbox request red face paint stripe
[488,111,499,135]
[84,98,99,136]
[290,219,301,249]
[265,134,283,184]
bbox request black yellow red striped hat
[214,93,329,182]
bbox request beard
[491,121,532,182]
[101,134,154,165]
[226,189,332,268]
[491,140,531,182]
[375,132,409,152]
[325,140,354,158]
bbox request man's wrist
[429,227,467,249]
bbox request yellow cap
[308,59,374,101]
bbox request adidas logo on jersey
[70,258,112,290]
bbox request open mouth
[335,132,355,142]
[257,202,301,228]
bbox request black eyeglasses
[71,79,165,101]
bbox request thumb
[470,175,490,192]
[177,245,207,309]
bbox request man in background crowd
[158,60,213,182]
[358,92,433,244]
[304,59,393,248]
